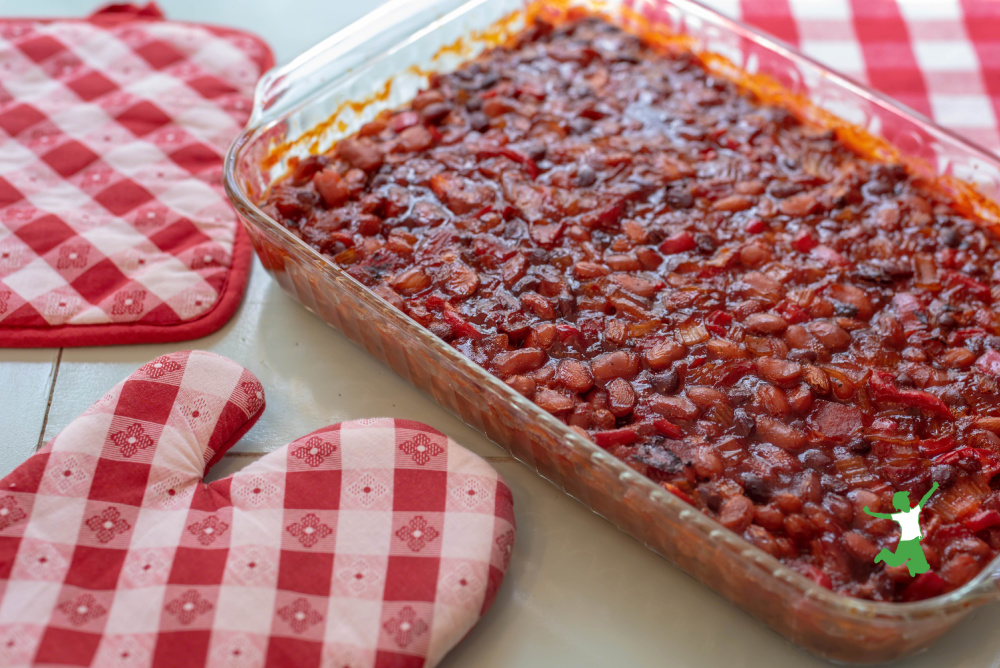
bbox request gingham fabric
[697,0,1000,153]
[0,351,515,667]
[0,5,273,347]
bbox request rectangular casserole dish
[224,0,1000,662]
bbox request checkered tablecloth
[0,5,272,347]
[702,0,1000,153]
[0,351,515,667]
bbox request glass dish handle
[249,0,465,126]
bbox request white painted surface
[2,2,1000,666]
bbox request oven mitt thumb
[0,350,515,668]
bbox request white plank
[0,348,60,476]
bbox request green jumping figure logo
[863,482,939,577]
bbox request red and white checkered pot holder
[0,351,515,667]
[0,5,273,347]
[702,0,1000,153]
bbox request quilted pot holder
[0,4,273,346]
[0,350,515,667]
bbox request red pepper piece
[964,510,1000,533]
[476,146,539,179]
[900,572,946,602]
[555,323,585,350]
[891,293,927,334]
[745,219,765,234]
[948,328,987,346]
[440,303,483,340]
[661,482,694,506]
[868,371,953,420]
[977,350,1000,377]
[705,324,727,337]
[918,436,956,457]
[945,270,992,301]
[390,110,421,132]
[792,230,817,253]
[934,447,1000,478]
[593,428,638,448]
[706,309,733,327]
[797,564,833,590]
[653,419,684,439]
[658,231,697,254]
[774,300,809,325]
[809,244,848,266]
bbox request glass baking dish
[224,0,1000,662]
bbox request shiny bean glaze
[263,17,1000,601]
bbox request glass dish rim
[224,0,1000,619]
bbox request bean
[568,403,592,429]
[739,242,773,268]
[501,254,526,287]
[611,273,663,298]
[606,378,637,417]
[592,351,640,381]
[825,494,854,525]
[398,125,434,152]
[708,338,748,359]
[644,340,686,370]
[420,102,451,124]
[335,137,384,172]
[687,385,729,408]
[807,321,852,351]
[390,267,431,294]
[651,369,680,395]
[941,347,976,369]
[713,194,754,212]
[757,384,791,417]
[447,262,479,297]
[605,254,642,271]
[521,292,556,320]
[941,554,982,588]
[604,319,628,346]
[843,531,879,563]
[693,447,724,478]
[494,348,547,375]
[755,356,802,385]
[736,180,766,195]
[718,494,754,532]
[411,89,445,111]
[557,359,594,393]
[802,365,830,395]
[505,375,535,398]
[824,367,856,401]
[530,362,556,384]
[534,389,574,414]
[746,525,782,558]
[741,272,785,302]
[650,395,700,421]
[745,313,789,334]
[755,503,785,532]
[787,385,814,413]
[755,416,807,451]
[778,192,821,216]
[783,324,816,350]
[592,408,616,430]
[573,261,610,279]
[774,492,803,514]
[828,284,874,320]
[783,513,813,541]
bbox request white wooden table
[3,2,1000,666]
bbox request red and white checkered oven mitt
[0,351,515,667]
[0,5,273,347]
